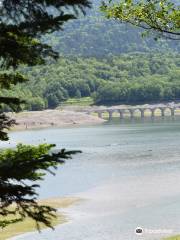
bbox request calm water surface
[6,117,180,240]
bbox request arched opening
[122,109,131,118]
[112,110,120,118]
[153,108,161,117]
[143,109,152,117]
[164,108,172,116]
[132,109,141,118]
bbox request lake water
[6,117,180,240]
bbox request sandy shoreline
[2,197,80,240]
[8,110,106,131]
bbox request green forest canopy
[1,0,180,111]
[1,0,178,110]
[2,52,179,109]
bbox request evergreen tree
[0,0,90,229]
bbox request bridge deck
[87,104,180,120]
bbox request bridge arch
[162,107,173,116]
[88,105,179,120]
[142,108,152,117]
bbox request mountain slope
[44,1,180,57]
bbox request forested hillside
[45,18,179,57]
[44,0,179,57]
[2,53,179,110]
[1,1,179,111]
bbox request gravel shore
[9,110,105,130]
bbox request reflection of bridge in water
[87,104,180,121]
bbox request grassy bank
[164,236,180,240]
[0,197,79,240]
[61,97,94,107]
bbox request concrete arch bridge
[87,105,180,121]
